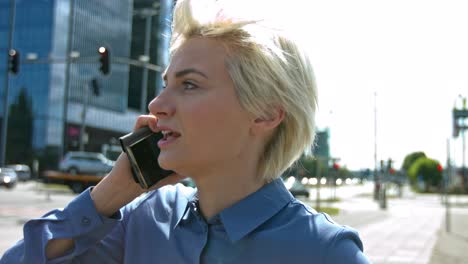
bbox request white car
[59,152,115,175]
[0,167,18,189]
[7,164,31,181]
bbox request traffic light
[333,163,340,170]
[387,158,394,174]
[8,49,20,74]
[436,164,443,172]
[98,46,110,75]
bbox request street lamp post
[1,0,16,167]
[140,14,152,113]
[62,0,76,158]
[462,97,466,189]
[134,7,159,113]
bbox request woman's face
[149,37,254,176]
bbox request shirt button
[81,217,91,226]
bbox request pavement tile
[337,193,444,264]
[428,206,468,264]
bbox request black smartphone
[119,126,174,189]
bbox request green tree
[336,166,349,179]
[6,87,34,165]
[407,157,442,192]
[402,151,426,171]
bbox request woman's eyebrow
[162,68,209,81]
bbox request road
[306,180,376,200]
[1,181,379,256]
[1,181,460,264]
[0,182,75,255]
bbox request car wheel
[68,167,79,175]
[70,182,84,194]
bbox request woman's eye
[183,81,197,90]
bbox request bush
[402,151,426,171]
[407,157,442,192]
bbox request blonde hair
[170,0,317,181]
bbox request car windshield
[7,165,29,171]
[69,152,108,161]
[292,181,306,190]
[0,168,15,174]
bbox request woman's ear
[251,107,285,135]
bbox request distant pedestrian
[1,0,369,263]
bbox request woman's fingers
[134,115,158,132]
[132,114,183,191]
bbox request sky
[273,0,468,170]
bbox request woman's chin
[158,155,179,172]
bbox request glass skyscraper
[0,0,174,170]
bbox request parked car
[59,151,115,175]
[7,164,31,181]
[283,177,310,198]
[0,167,18,189]
[289,181,310,198]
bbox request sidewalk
[0,182,75,255]
[322,190,444,264]
[429,201,468,264]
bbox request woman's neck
[192,163,266,220]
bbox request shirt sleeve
[0,188,124,264]
[325,228,371,264]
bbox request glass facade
[1,0,55,166]
[69,1,132,113]
[0,0,174,170]
[128,0,173,112]
[0,0,11,123]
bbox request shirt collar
[174,186,198,227]
[174,178,294,242]
[220,178,294,242]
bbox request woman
[1,0,369,263]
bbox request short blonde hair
[170,0,317,181]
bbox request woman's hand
[47,116,185,259]
[90,115,185,217]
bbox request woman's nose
[148,90,175,119]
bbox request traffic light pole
[453,99,467,190]
[1,0,16,166]
[373,91,380,200]
[62,0,75,158]
[315,160,321,211]
[445,138,451,233]
[79,82,90,151]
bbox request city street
[303,186,468,264]
[1,0,467,263]
[0,182,75,254]
[1,181,467,263]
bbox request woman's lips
[157,132,180,148]
[157,126,181,148]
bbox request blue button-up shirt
[1,178,369,263]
